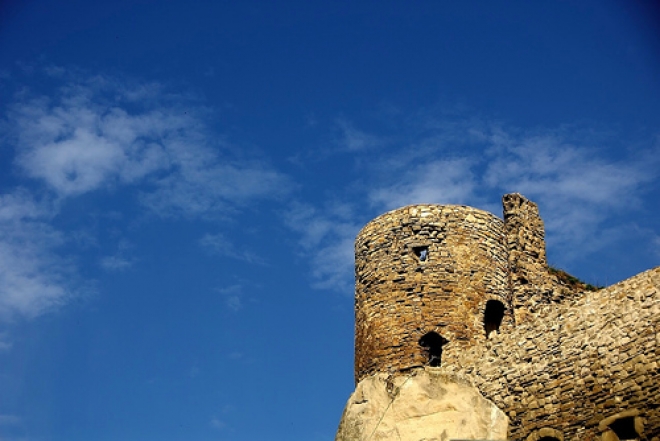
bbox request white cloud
[309,233,356,292]
[0,68,292,321]
[283,203,335,249]
[144,159,290,219]
[226,295,242,312]
[283,202,360,293]
[651,234,660,257]
[210,416,226,430]
[199,233,233,254]
[288,117,659,293]
[100,240,136,272]
[336,119,383,152]
[285,156,481,293]
[364,121,658,254]
[369,158,478,210]
[100,255,135,272]
[7,71,291,217]
[216,284,245,312]
[199,233,265,264]
[483,132,658,251]
[0,332,12,351]
[0,191,76,321]
[209,404,235,431]
[285,158,480,293]
[484,135,647,206]
[0,414,21,425]
[11,99,171,197]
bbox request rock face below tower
[336,369,508,441]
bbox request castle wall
[455,266,660,441]
[354,204,510,384]
[345,193,658,441]
[503,193,578,321]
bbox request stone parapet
[457,266,660,441]
[503,193,581,321]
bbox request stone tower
[336,193,660,441]
[354,204,512,383]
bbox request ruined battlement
[354,194,579,383]
[340,193,659,441]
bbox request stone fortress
[335,194,659,441]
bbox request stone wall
[503,193,579,321]
[354,204,510,383]
[453,266,660,441]
[347,193,659,441]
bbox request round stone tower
[354,204,511,383]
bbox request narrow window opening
[484,300,505,338]
[609,417,640,441]
[413,246,428,262]
[418,332,448,367]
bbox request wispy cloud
[226,295,242,312]
[10,96,173,197]
[0,414,21,425]
[140,156,291,219]
[0,67,298,321]
[288,116,659,292]
[100,240,137,272]
[336,119,383,152]
[210,404,235,431]
[366,120,659,251]
[199,233,265,264]
[0,332,12,351]
[100,255,135,272]
[216,284,245,312]
[283,202,361,294]
[6,69,292,218]
[369,158,478,210]
[210,416,226,430]
[483,131,658,251]
[0,190,79,321]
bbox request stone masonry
[355,204,511,382]
[340,193,659,441]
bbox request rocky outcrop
[336,369,508,441]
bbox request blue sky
[0,1,659,440]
